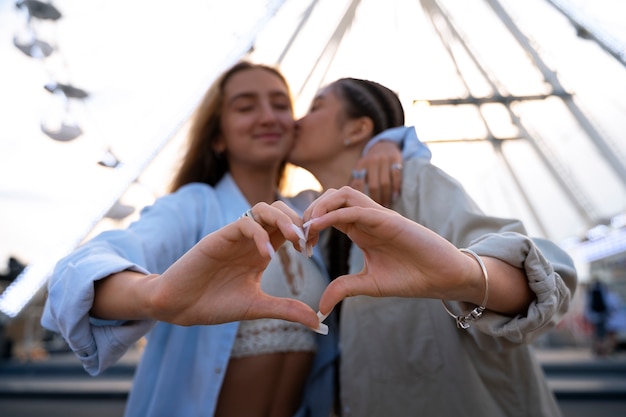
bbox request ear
[344,117,374,146]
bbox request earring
[343,138,351,146]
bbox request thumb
[253,297,326,334]
[317,275,360,319]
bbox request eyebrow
[228,90,289,105]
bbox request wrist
[441,249,489,329]
[461,250,489,307]
[142,273,167,321]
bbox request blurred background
[0,0,625,416]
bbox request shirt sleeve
[362,126,432,161]
[41,184,218,375]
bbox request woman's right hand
[91,201,325,333]
[350,140,403,207]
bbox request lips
[255,132,282,140]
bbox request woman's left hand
[303,187,481,318]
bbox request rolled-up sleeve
[42,247,156,375]
[41,183,218,375]
[462,233,577,346]
[399,159,578,349]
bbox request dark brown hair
[169,61,293,192]
[330,78,405,135]
[326,78,406,285]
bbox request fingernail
[306,243,313,258]
[317,310,329,322]
[303,219,315,230]
[290,223,306,241]
[265,242,276,258]
[311,322,328,335]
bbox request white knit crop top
[230,242,327,358]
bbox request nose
[259,102,278,124]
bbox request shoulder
[153,183,219,209]
[400,158,467,199]
[403,158,460,183]
[173,182,218,198]
[137,183,223,230]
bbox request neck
[305,151,361,191]
[229,166,280,204]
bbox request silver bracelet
[441,248,489,330]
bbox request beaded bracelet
[441,248,489,329]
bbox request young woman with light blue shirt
[41,61,334,417]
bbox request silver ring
[352,168,367,180]
[391,163,403,171]
[241,208,257,222]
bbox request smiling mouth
[254,132,285,143]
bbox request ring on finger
[391,163,403,171]
[352,168,367,180]
[241,208,258,222]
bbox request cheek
[303,115,325,136]
[221,114,249,138]
[279,115,295,133]
[300,123,336,154]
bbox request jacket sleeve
[465,233,577,347]
[399,159,578,348]
[41,184,218,374]
[362,126,433,161]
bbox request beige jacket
[338,158,578,417]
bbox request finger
[305,187,380,223]
[251,296,327,334]
[302,188,338,222]
[317,274,378,318]
[245,202,304,250]
[366,160,382,204]
[305,202,393,242]
[390,162,403,203]
[270,200,304,226]
[269,201,309,252]
[373,158,394,208]
[349,165,367,193]
[252,201,302,234]
[228,217,276,259]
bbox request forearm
[91,271,158,321]
[479,256,534,316]
[444,251,535,318]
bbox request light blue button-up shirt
[42,174,338,417]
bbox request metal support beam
[486,0,626,192]
[419,0,605,226]
[544,0,626,68]
[413,91,571,106]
